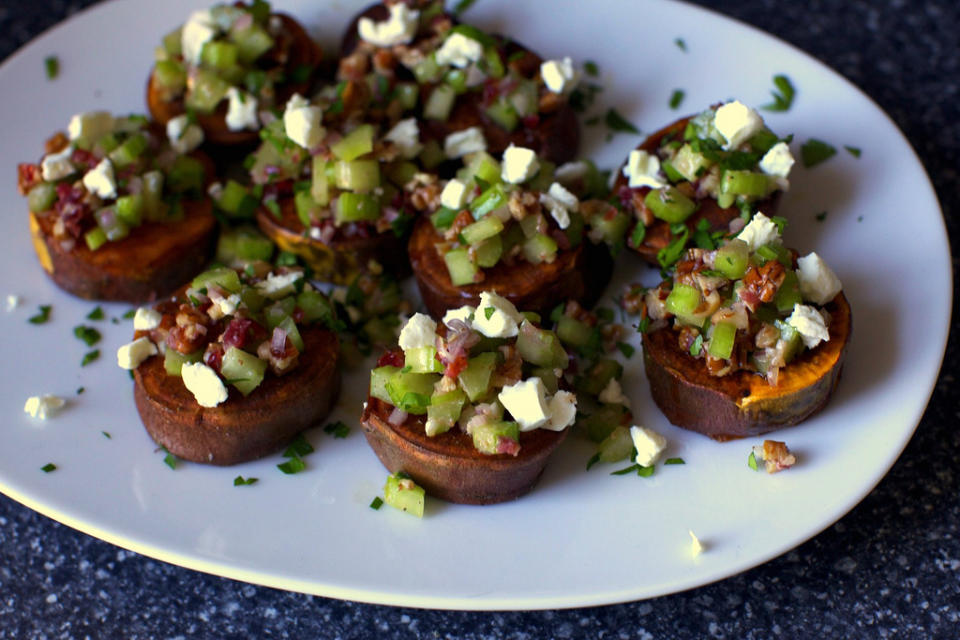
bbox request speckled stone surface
[1,1,958,638]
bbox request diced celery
[707,321,737,360]
[153,59,186,92]
[27,183,57,213]
[575,358,623,397]
[167,155,206,195]
[774,320,804,363]
[671,143,712,182]
[474,235,503,268]
[460,215,503,245]
[201,41,239,70]
[444,248,478,286]
[231,24,274,64]
[716,192,736,209]
[529,366,559,394]
[161,27,182,57]
[240,285,267,313]
[644,186,697,223]
[393,82,419,110]
[774,270,803,312]
[216,180,259,218]
[721,170,771,197]
[295,189,319,227]
[331,125,375,161]
[520,215,542,240]
[370,365,400,404]
[264,297,296,329]
[516,321,568,369]
[311,156,333,205]
[424,84,457,121]
[469,183,507,218]
[555,315,594,349]
[94,208,130,242]
[665,283,701,317]
[508,79,538,117]
[472,421,519,455]
[335,192,381,223]
[334,159,380,192]
[384,472,425,517]
[185,68,232,113]
[587,208,631,248]
[217,226,274,264]
[115,194,144,227]
[220,346,267,395]
[527,160,555,193]
[457,352,498,402]
[163,349,202,376]
[464,151,501,185]
[404,346,443,374]
[419,140,445,169]
[522,233,558,264]
[141,170,165,221]
[480,47,505,79]
[715,239,749,279]
[444,69,468,94]
[425,389,467,436]
[598,425,633,463]
[192,267,242,294]
[296,289,335,325]
[484,98,518,132]
[412,53,442,84]
[384,161,419,188]
[84,227,107,251]
[578,404,629,443]
[108,133,148,169]
[430,206,458,230]
[386,371,439,414]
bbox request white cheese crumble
[384,117,422,159]
[473,291,523,338]
[435,32,484,68]
[759,141,795,178]
[23,394,65,420]
[82,158,117,200]
[166,115,204,154]
[67,111,114,141]
[440,178,469,210]
[554,160,588,185]
[442,305,475,328]
[540,57,579,94]
[180,362,229,408]
[444,127,487,158]
[283,93,324,149]
[544,390,577,431]
[736,212,780,251]
[796,252,843,305]
[501,144,540,184]
[787,304,830,349]
[6,295,20,312]
[116,336,158,370]
[41,145,75,182]
[598,378,631,408]
[398,313,437,351]
[539,182,577,230]
[181,9,218,65]
[357,2,419,47]
[498,377,550,431]
[630,425,667,466]
[225,88,259,132]
[133,307,162,331]
[713,100,764,150]
[623,149,664,189]
[255,271,303,298]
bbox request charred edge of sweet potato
[255,197,411,284]
[361,397,568,504]
[134,326,340,465]
[408,215,613,319]
[146,13,321,146]
[642,293,851,441]
[616,116,782,266]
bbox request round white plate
[0,0,950,610]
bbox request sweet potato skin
[134,325,340,465]
[255,197,411,284]
[146,13,321,147]
[408,215,613,319]
[615,116,782,265]
[642,293,851,440]
[361,397,568,504]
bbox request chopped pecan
[508,189,539,221]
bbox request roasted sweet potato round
[642,292,851,440]
[361,397,568,504]
[408,215,613,319]
[134,324,340,465]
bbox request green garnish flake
[762,74,795,112]
[28,305,52,324]
[323,421,350,438]
[689,334,703,357]
[41,463,57,473]
[86,306,104,321]
[664,457,686,465]
[263,198,281,219]
[770,215,788,235]
[452,0,478,16]
[102,431,111,439]
[637,317,651,334]
[484,306,496,320]
[801,138,837,168]
[815,211,828,222]
[370,496,385,510]
[73,325,101,347]
[657,227,690,270]
[234,476,259,486]
[669,89,685,110]
[584,60,599,77]
[277,457,306,474]
[76,386,85,395]
[604,108,640,135]
[163,449,178,470]
[616,341,635,358]
[844,145,862,158]
[611,463,638,476]
[283,434,315,458]
[122,309,136,320]
[44,56,59,80]
[857,215,864,222]
[748,450,759,471]
[391,210,415,238]
[81,350,100,367]
[674,37,687,51]
[611,463,655,477]
[586,452,601,471]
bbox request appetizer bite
[339,0,581,164]
[635,216,850,440]
[18,111,216,302]
[147,1,321,146]
[615,101,792,268]
[361,292,577,504]
[120,265,341,465]
[408,145,618,318]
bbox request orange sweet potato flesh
[642,293,851,440]
[146,13,321,147]
[361,397,568,504]
[134,325,340,465]
[614,115,781,266]
[408,215,613,319]
[255,197,411,284]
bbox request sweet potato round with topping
[642,292,851,440]
[407,215,613,319]
[134,325,340,465]
[361,397,568,504]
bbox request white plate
[0,0,950,610]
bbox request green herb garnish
[81,349,100,367]
[584,60,599,77]
[28,305,52,324]
[748,450,759,471]
[610,464,639,475]
[586,452,601,471]
[163,448,178,470]
[616,341,635,358]
[283,434,314,458]
[761,74,795,112]
[664,457,686,465]
[484,306,495,320]
[370,496,384,510]
[41,463,57,473]
[122,309,136,319]
[86,306,104,321]
[277,457,306,474]
[637,317,651,334]
[669,89,685,110]
[657,227,690,270]
[44,56,59,80]
[675,37,687,51]
[102,431,111,439]
[234,476,259,486]
[801,138,837,168]
[77,387,85,395]
[391,210,415,238]
[73,325,101,347]
[452,0,478,16]
[689,334,703,357]
[323,421,350,438]
[815,211,828,222]
[604,108,639,135]
[844,145,862,158]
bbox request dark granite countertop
[1,1,957,638]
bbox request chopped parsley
[761,74,795,112]
[369,496,385,510]
[669,89,685,110]
[277,457,306,474]
[569,83,603,113]
[656,226,690,270]
[102,431,111,439]
[122,309,136,319]
[611,463,655,477]
[664,457,686,465]
[233,476,259,486]
[586,452,601,471]
[689,334,703,357]
[28,305,52,324]
[283,434,314,458]
[162,448,178,470]
[674,37,687,51]
[616,341,635,359]
[86,306,104,321]
[748,450,759,471]
[604,108,640,135]
[636,317,651,334]
[583,60,599,77]
[41,463,57,473]
[323,421,350,438]
[800,138,837,168]
[81,350,100,367]
[76,386,85,395]
[484,306,496,320]
[73,325,101,347]
[452,0,478,16]
[44,56,59,80]
[844,145,862,158]
[390,210,415,238]
[815,211,828,222]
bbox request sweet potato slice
[255,197,411,284]
[146,13,321,147]
[614,116,781,266]
[361,397,568,504]
[407,215,613,319]
[642,293,851,440]
[134,325,340,465]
